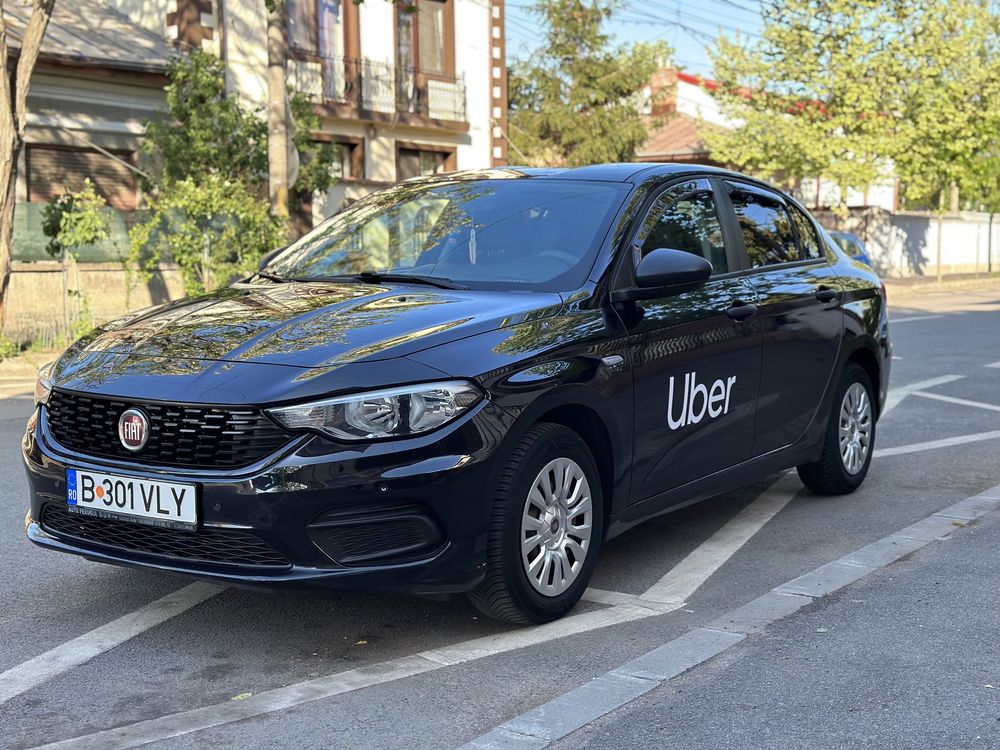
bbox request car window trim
[724,178,832,272]
[624,177,739,280]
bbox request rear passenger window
[638,186,728,274]
[789,205,823,260]
[728,188,797,267]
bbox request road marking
[910,391,1000,413]
[985,361,1000,369]
[27,470,804,748]
[29,602,671,750]
[875,430,1000,458]
[638,473,801,605]
[460,483,1000,750]
[0,582,224,705]
[890,314,944,324]
[582,588,639,606]
[882,374,964,416]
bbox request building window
[397,144,454,181]
[26,145,137,211]
[287,0,318,53]
[397,0,454,76]
[330,138,364,180]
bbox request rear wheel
[797,362,876,495]
[468,423,603,625]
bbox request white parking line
[875,430,1000,458]
[910,391,1000,413]
[890,314,944,324]
[639,472,802,605]
[29,475,802,749]
[0,582,224,705]
[29,603,670,750]
[881,374,964,416]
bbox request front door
[724,181,843,455]
[625,179,763,504]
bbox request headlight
[34,362,54,406]
[267,380,482,441]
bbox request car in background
[829,230,872,267]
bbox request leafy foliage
[130,175,287,295]
[131,51,338,293]
[508,0,671,166]
[706,0,1000,212]
[40,179,112,259]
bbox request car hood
[68,280,563,370]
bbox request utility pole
[267,4,289,219]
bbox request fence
[814,207,1000,279]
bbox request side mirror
[258,246,285,271]
[611,248,713,303]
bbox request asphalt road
[1,284,999,749]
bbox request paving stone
[708,591,814,634]
[612,627,745,682]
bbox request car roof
[419,163,753,186]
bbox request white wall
[818,208,1000,278]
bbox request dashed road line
[985,361,1000,369]
[0,582,225,705]
[459,484,1000,750]
[910,391,1000,413]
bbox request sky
[505,0,765,78]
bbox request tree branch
[14,0,55,138]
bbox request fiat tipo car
[23,164,890,624]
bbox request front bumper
[23,400,515,595]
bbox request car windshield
[265,178,629,292]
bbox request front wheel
[467,423,604,625]
[797,362,876,495]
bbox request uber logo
[667,371,737,430]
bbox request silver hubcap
[839,382,872,475]
[521,457,594,597]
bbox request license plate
[66,469,197,530]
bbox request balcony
[288,52,468,128]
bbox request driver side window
[637,185,728,274]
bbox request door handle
[726,301,758,321]
[816,288,839,303]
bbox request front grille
[45,390,291,468]
[41,505,291,569]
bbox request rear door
[725,181,843,455]
[625,179,762,503]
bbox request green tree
[706,0,1000,214]
[508,0,671,166]
[131,51,339,293]
[40,179,112,339]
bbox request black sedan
[23,164,891,624]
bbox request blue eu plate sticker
[66,469,78,505]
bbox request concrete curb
[459,484,1000,750]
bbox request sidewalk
[555,511,1000,750]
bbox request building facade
[107,0,508,218]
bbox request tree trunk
[0,0,56,331]
[266,6,289,219]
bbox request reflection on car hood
[66,280,563,369]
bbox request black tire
[467,423,604,625]
[797,362,876,495]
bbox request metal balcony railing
[289,51,468,123]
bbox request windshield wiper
[254,270,292,283]
[354,272,469,290]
